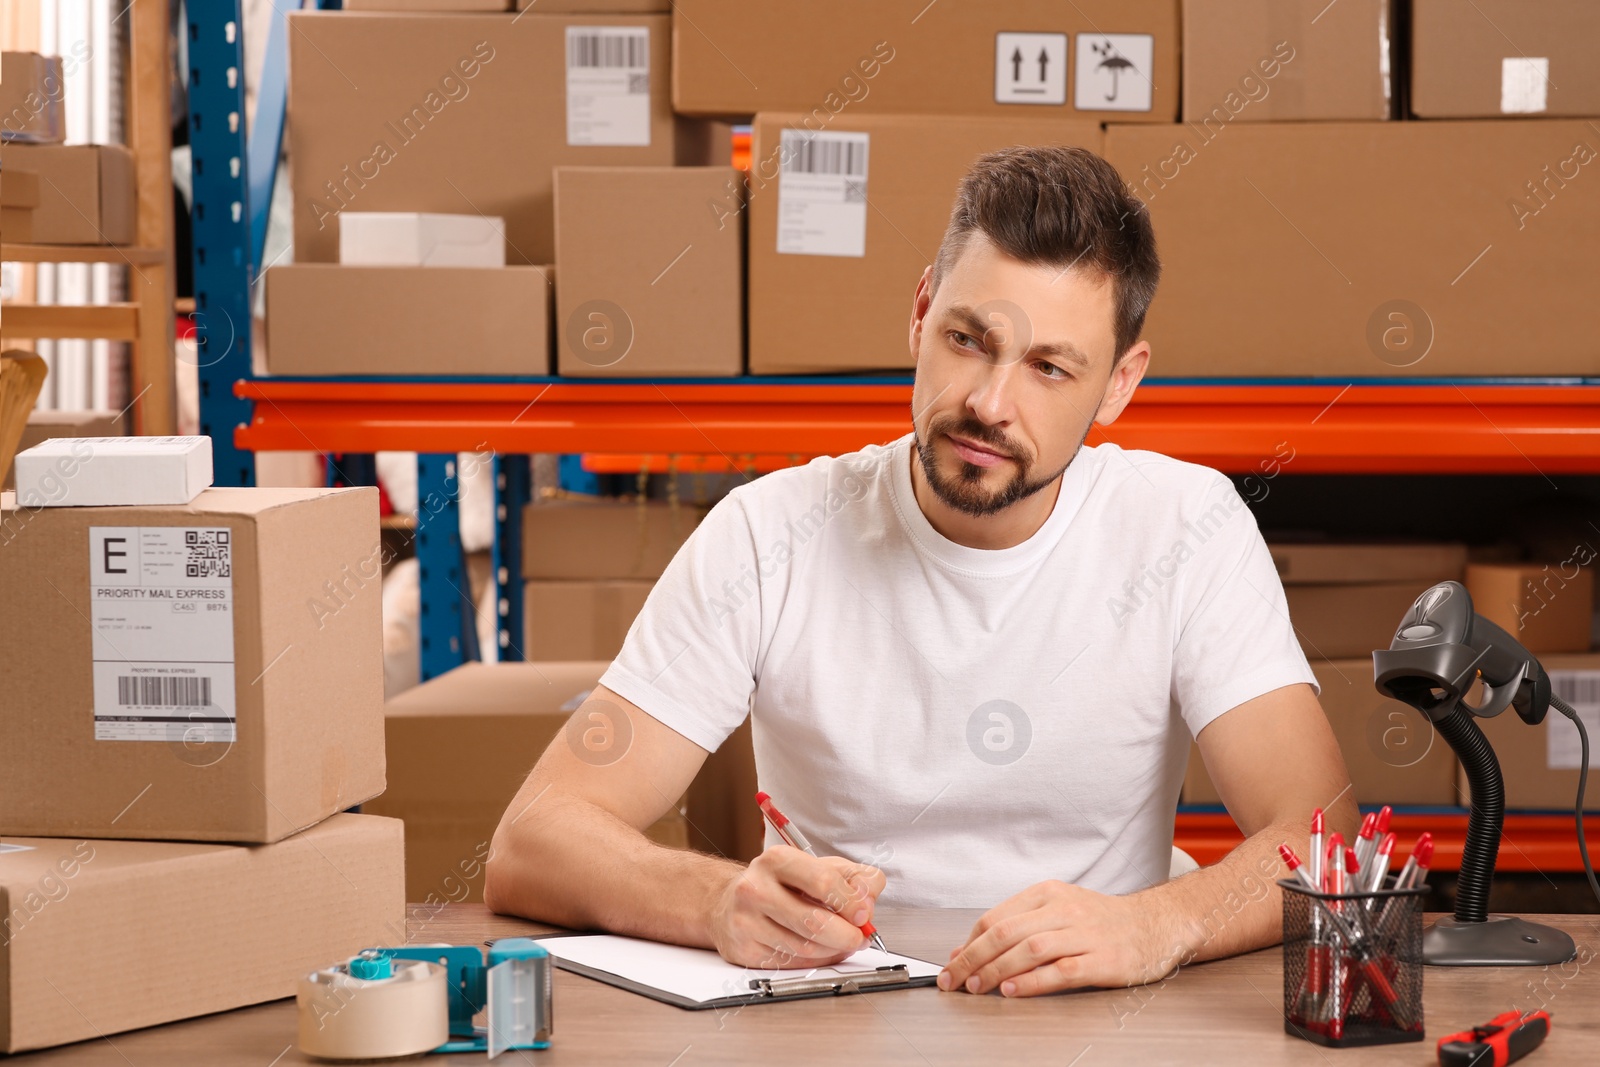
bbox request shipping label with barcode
[566,25,651,147]
[88,527,236,743]
[776,129,870,257]
[1548,670,1600,770]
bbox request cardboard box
[265,264,551,376]
[13,436,213,507]
[1,144,134,245]
[1411,0,1600,118]
[365,661,686,903]
[1286,582,1440,659]
[1269,542,1467,585]
[0,814,404,1053]
[523,0,667,10]
[524,579,652,660]
[554,166,742,377]
[1467,562,1594,654]
[672,1,1179,121]
[339,211,507,266]
[748,113,1102,373]
[0,52,65,144]
[1104,121,1600,377]
[1,409,126,493]
[522,497,706,579]
[1467,653,1600,810]
[1181,0,1397,122]
[1183,658,1461,806]
[1,168,39,242]
[0,487,386,842]
[346,0,510,9]
[289,12,701,265]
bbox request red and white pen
[1309,808,1324,889]
[1354,811,1379,871]
[755,791,886,953]
[1366,832,1396,894]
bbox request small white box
[338,212,507,267]
[13,436,214,507]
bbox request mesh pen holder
[1279,877,1426,1048]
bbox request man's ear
[909,266,935,363]
[1094,341,1150,426]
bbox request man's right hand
[709,846,887,969]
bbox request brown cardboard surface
[0,813,404,1053]
[0,169,40,208]
[346,0,509,9]
[522,497,705,579]
[521,0,667,10]
[288,12,684,265]
[1468,653,1600,810]
[0,208,31,243]
[366,662,685,902]
[0,487,386,842]
[1184,659,1460,806]
[671,1,1179,121]
[1182,0,1396,121]
[1411,0,1600,118]
[0,52,65,144]
[2,409,126,492]
[1467,562,1594,654]
[1269,542,1467,586]
[748,113,1102,374]
[554,166,742,377]
[264,264,551,376]
[1287,581,1437,660]
[1104,121,1600,377]
[524,579,653,660]
[1,144,134,244]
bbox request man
[485,145,1357,997]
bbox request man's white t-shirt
[600,433,1316,908]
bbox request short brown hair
[932,145,1160,363]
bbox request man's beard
[913,413,1075,518]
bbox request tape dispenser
[297,938,552,1060]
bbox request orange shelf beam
[1176,810,1600,873]
[234,381,1600,474]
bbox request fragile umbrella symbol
[1091,41,1135,102]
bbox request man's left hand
[939,880,1176,998]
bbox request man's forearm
[484,789,742,948]
[1139,808,1358,974]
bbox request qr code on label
[185,529,231,578]
[627,73,649,94]
[843,180,867,204]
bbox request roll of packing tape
[297,955,449,1060]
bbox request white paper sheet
[533,935,940,1006]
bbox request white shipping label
[566,25,651,147]
[89,527,236,743]
[1548,671,1600,770]
[995,32,1067,105]
[1501,57,1549,114]
[1074,33,1154,112]
[776,129,869,258]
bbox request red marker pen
[755,791,886,953]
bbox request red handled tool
[1437,1009,1551,1067]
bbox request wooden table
[13,907,1599,1065]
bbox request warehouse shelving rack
[0,0,176,434]
[193,3,1600,874]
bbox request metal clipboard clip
[749,965,912,998]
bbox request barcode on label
[1554,673,1600,707]
[117,675,213,707]
[185,528,231,579]
[784,136,867,177]
[568,31,647,70]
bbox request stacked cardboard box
[0,485,404,1052]
[3,144,134,245]
[1467,653,1600,811]
[1274,542,1468,660]
[521,497,706,658]
[1467,562,1595,654]
[1410,0,1600,118]
[0,169,39,244]
[0,51,65,144]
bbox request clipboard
[519,933,941,1010]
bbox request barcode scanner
[1374,580,1600,966]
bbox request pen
[1354,811,1378,871]
[754,791,887,953]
